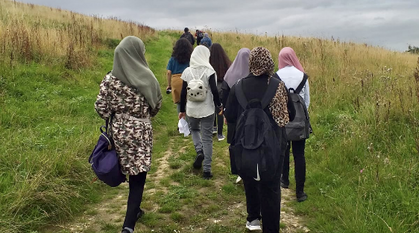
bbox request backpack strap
[261,77,280,109]
[235,80,248,110]
[188,69,207,80]
[294,73,308,94]
[272,72,282,81]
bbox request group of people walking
[94,31,310,233]
[180,27,212,47]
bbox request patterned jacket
[95,74,162,175]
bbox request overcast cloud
[18,0,419,51]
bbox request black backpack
[283,73,311,141]
[230,77,282,182]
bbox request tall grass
[1,0,418,232]
[207,30,419,232]
[0,0,156,232]
[0,0,155,69]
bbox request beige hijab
[112,36,162,109]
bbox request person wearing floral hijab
[178,45,222,179]
[95,36,162,233]
[276,47,310,202]
[225,47,294,233]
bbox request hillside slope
[1,0,419,232]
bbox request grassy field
[1,0,419,232]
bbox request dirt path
[47,141,310,233]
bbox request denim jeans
[188,114,215,172]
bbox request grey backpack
[284,74,310,141]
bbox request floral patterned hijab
[249,47,275,77]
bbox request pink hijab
[277,47,304,72]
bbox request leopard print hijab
[249,47,275,77]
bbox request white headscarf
[187,45,215,77]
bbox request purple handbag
[89,116,126,187]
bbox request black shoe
[121,229,131,233]
[297,192,308,202]
[280,178,289,189]
[193,151,204,169]
[136,208,144,221]
[203,171,213,179]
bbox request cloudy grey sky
[18,0,419,51]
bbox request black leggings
[282,140,306,193]
[213,107,224,135]
[123,172,147,230]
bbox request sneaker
[136,208,144,221]
[203,171,213,179]
[235,176,242,183]
[121,227,133,233]
[297,192,308,202]
[217,134,225,141]
[246,219,262,231]
[213,126,217,134]
[280,177,289,189]
[193,151,204,169]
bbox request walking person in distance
[209,43,231,141]
[180,27,195,45]
[166,38,193,114]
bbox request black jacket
[224,74,295,144]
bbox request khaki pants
[171,73,183,103]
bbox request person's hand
[166,86,172,94]
[217,104,224,115]
[178,112,186,119]
[224,117,227,124]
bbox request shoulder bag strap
[235,80,248,110]
[261,77,280,109]
[272,72,282,81]
[295,73,308,94]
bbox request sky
[17,0,419,52]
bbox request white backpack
[186,69,207,102]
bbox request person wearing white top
[276,47,310,202]
[179,46,222,179]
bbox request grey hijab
[223,48,251,88]
[112,36,162,109]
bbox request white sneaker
[246,219,262,231]
[235,176,242,183]
[217,134,225,141]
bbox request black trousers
[213,107,224,135]
[282,140,306,193]
[123,172,147,230]
[242,169,281,233]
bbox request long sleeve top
[276,66,310,109]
